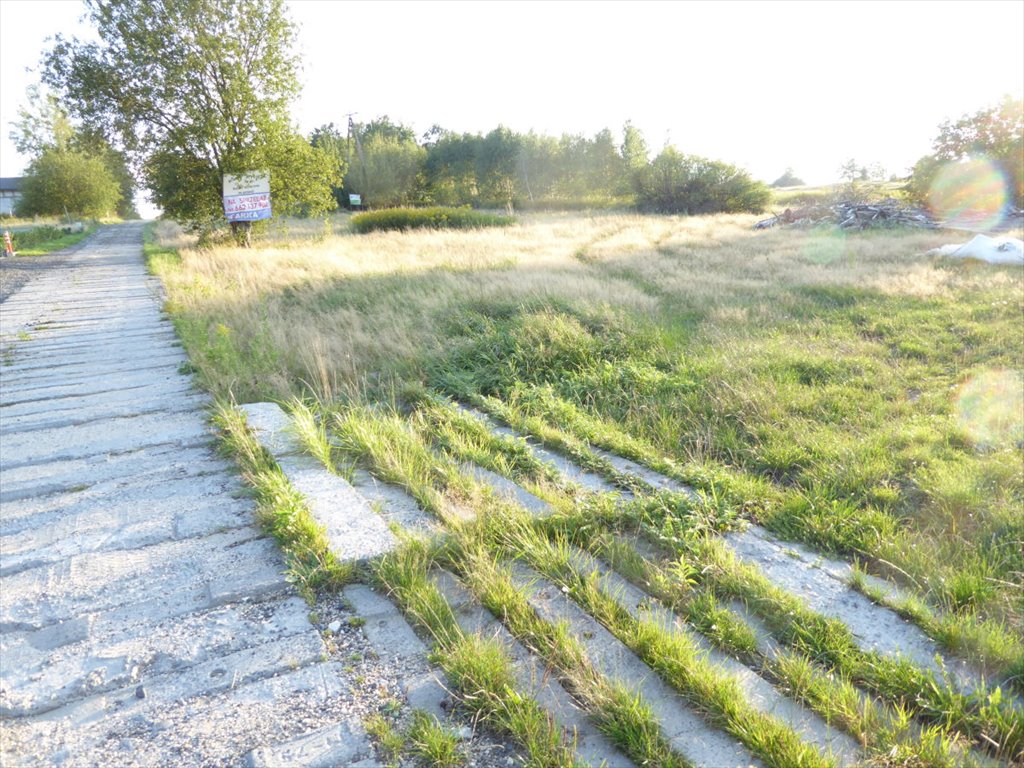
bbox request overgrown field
[151,212,1024,764]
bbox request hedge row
[350,207,516,234]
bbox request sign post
[223,171,271,246]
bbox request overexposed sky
[1,0,1022,197]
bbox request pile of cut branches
[755,199,935,230]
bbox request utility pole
[343,112,357,167]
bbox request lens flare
[956,369,1024,449]
[928,157,1009,230]
[803,229,849,266]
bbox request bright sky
[1,0,1022,212]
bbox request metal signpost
[223,172,272,222]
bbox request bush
[350,206,516,233]
[634,148,771,214]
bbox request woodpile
[755,198,936,230]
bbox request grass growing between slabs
[149,213,1023,762]
[212,402,353,598]
[331,398,1018,765]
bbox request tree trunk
[230,220,252,247]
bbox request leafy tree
[17,148,121,217]
[516,131,561,203]
[341,117,424,208]
[635,147,770,214]
[476,126,521,211]
[43,0,339,241]
[9,85,75,156]
[361,116,418,145]
[309,122,350,207]
[423,131,480,206]
[770,167,805,187]
[621,120,649,173]
[348,133,425,208]
[10,86,138,218]
[619,120,649,196]
[907,97,1023,207]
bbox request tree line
[311,118,771,215]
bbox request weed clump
[350,207,515,234]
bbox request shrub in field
[350,207,515,233]
[634,147,771,214]
[9,226,65,249]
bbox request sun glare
[927,156,1010,230]
[956,369,1024,450]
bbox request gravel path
[0,231,95,304]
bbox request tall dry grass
[151,213,995,401]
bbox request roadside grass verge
[332,398,1013,764]
[6,223,96,256]
[333,405,694,766]
[373,540,583,767]
[485,513,833,768]
[466,385,1024,686]
[546,494,1023,761]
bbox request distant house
[1,177,23,216]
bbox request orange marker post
[3,230,14,257]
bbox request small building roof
[0,177,24,192]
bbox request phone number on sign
[224,194,270,214]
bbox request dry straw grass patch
[152,212,995,401]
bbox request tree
[43,0,339,241]
[343,117,424,208]
[423,131,480,206]
[309,123,350,208]
[9,85,75,156]
[17,148,122,218]
[770,168,804,187]
[476,126,521,212]
[907,97,1023,208]
[10,86,139,218]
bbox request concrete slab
[0,411,213,469]
[463,463,551,516]
[0,224,361,765]
[343,584,428,661]
[246,717,375,768]
[351,469,439,535]
[241,402,397,563]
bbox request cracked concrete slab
[240,401,397,563]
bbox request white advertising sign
[223,171,271,222]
